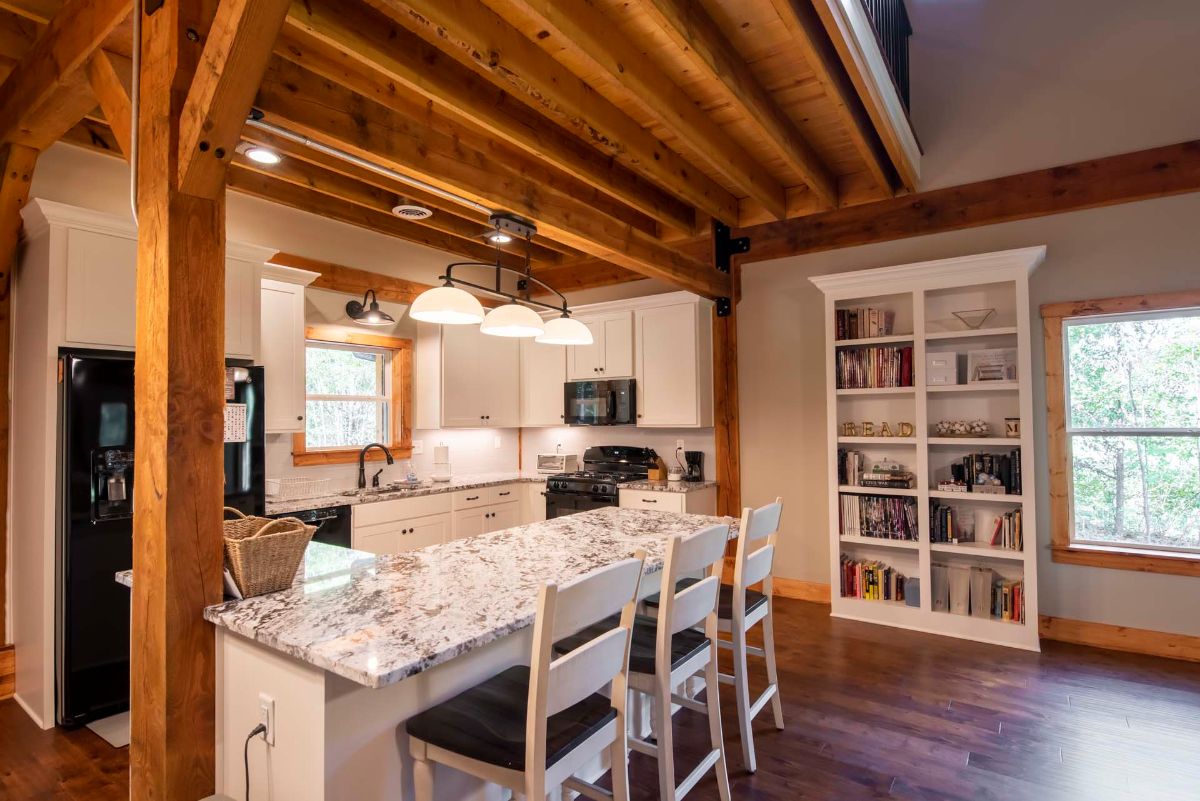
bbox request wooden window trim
[1042,289,1200,577]
[292,325,413,467]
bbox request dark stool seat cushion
[643,577,768,620]
[555,614,709,676]
[405,665,616,771]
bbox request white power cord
[129,0,140,225]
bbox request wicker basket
[223,507,315,598]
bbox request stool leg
[655,679,677,801]
[703,655,732,801]
[609,723,630,801]
[762,602,784,730]
[731,624,756,773]
[412,752,434,801]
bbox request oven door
[563,379,636,425]
[545,491,616,519]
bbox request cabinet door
[400,513,451,551]
[452,507,486,540]
[261,279,307,433]
[477,333,520,427]
[568,319,604,380]
[636,303,698,426]
[440,325,483,427]
[353,521,403,555]
[224,258,258,359]
[520,337,566,426]
[63,228,138,349]
[600,313,634,378]
[486,501,521,533]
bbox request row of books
[930,502,1024,551]
[837,450,915,488]
[835,307,897,340]
[839,493,918,541]
[929,502,965,544]
[945,450,1022,495]
[931,563,1025,623]
[990,508,1023,550]
[836,345,914,389]
[840,554,907,602]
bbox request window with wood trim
[1043,290,1200,577]
[292,326,412,466]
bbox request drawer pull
[641,498,658,504]
[466,495,480,501]
[498,491,511,497]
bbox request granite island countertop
[200,507,737,689]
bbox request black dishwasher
[271,505,352,549]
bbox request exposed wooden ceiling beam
[738,140,1200,263]
[0,0,128,145]
[85,49,130,154]
[528,259,643,296]
[268,252,504,307]
[281,0,697,236]
[255,57,729,298]
[363,0,740,227]
[767,0,897,196]
[491,0,788,219]
[176,0,291,198]
[635,0,837,208]
[0,0,54,23]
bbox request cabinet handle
[637,414,643,418]
[297,415,303,421]
[467,495,480,501]
[498,491,511,497]
[641,498,658,504]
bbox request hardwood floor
[3,598,1199,800]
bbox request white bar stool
[406,554,645,801]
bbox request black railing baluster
[858,0,911,111]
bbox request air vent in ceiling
[392,204,434,220]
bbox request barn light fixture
[345,290,396,327]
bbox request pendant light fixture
[407,212,591,344]
[346,289,396,326]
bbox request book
[839,492,919,540]
[835,306,897,341]
[835,345,914,389]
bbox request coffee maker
[683,450,704,482]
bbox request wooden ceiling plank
[739,140,1200,263]
[767,0,896,198]
[363,0,739,227]
[254,58,728,298]
[176,0,291,198]
[0,0,54,24]
[0,0,128,145]
[635,0,837,209]
[494,0,787,220]
[282,0,696,235]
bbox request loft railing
[859,0,912,111]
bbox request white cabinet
[354,513,451,554]
[568,312,633,380]
[223,246,269,360]
[619,487,717,515]
[520,337,566,426]
[260,266,318,434]
[440,324,519,427]
[451,484,523,538]
[635,301,713,427]
[487,501,520,532]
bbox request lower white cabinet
[451,483,522,539]
[487,501,520,532]
[618,487,717,516]
[260,265,318,434]
[354,513,451,555]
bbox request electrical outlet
[412,440,424,455]
[258,692,276,746]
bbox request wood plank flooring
[2,598,1199,800]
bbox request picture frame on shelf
[967,347,1018,383]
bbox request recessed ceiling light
[245,146,282,166]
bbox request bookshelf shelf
[838,485,919,497]
[929,542,1025,561]
[928,491,1024,503]
[814,246,1044,652]
[840,535,920,550]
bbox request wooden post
[130,0,226,797]
[0,144,37,646]
[713,299,741,518]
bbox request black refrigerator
[56,349,264,726]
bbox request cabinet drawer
[489,484,520,504]
[452,488,493,510]
[619,489,686,513]
[352,494,451,527]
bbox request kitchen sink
[339,481,430,498]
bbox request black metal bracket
[711,220,749,318]
[144,0,165,16]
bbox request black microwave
[564,379,636,426]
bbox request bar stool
[406,555,645,801]
[644,498,785,773]
[556,524,732,801]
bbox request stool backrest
[655,524,731,663]
[732,498,784,618]
[526,554,645,772]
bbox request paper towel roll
[433,445,450,464]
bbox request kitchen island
[203,507,736,801]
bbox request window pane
[1071,434,1200,549]
[306,346,384,396]
[1067,314,1200,429]
[305,400,386,449]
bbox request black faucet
[357,442,395,489]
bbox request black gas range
[544,445,658,519]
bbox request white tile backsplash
[518,427,716,480]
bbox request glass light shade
[535,315,593,345]
[245,146,282,165]
[480,303,545,338]
[355,302,395,326]
[409,285,485,324]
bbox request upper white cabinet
[260,265,318,434]
[635,300,713,428]
[24,200,274,359]
[520,335,566,427]
[439,324,520,427]
[568,312,633,380]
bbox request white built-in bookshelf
[811,247,1045,651]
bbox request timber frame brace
[712,220,749,317]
